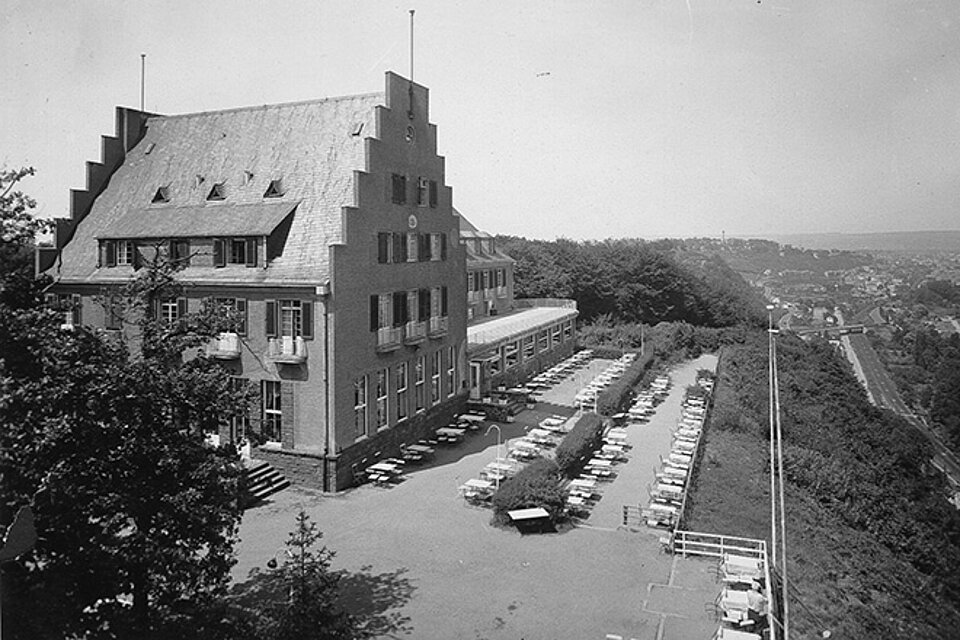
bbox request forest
[496,235,767,328]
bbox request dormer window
[207,183,226,201]
[264,179,284,198]
[152,186,170,204]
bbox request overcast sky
[2,0,959,240]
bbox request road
[844,333,960,493]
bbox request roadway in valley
[844,332,960,493]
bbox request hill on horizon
[747,230,960,254]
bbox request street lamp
[266,547,293,569]
[485,424,503,490]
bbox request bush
[491,458,566,527]
[596,350,654,415]
[554,413,604,478]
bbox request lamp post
[485,424,503,490]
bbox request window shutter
[245,238,258,267]
[429,180,438,207]
[236,298,248,335]
[132,245,141,270]
[266,300,278,337]
[370,295,378,331]
[393,292,405,326]
[213,239,225,267]
[419,234,429,262]
[441,286,448,316]
[419,288,430,319]
[301,301,314,339]
[377,233,389,264]
[72,294,82,325]
[441,233,447,260]
[393,232,406,262]
[392,174,407,204]
[105,241,117,267]
[177,297,188,319]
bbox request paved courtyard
[234,355,721,639]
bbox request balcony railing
[208,332,242,359]
[404,320,427,344]
[428,315,448,337]
[267,335,307,364]
[376,326,403,352]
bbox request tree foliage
[491,458,566,527]
[1,182,253,638]
[497,235,766,327]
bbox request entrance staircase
[242,459,289,507]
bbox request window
[406,232,418,262]
[564,320,574,341]
[505,341,519,369]
[266,299,314,339]
[391,173,407,204]
[207,182,226,201]
[104,296,123,330]
[159,297,187,324]
[482,270,490,290]
[215,297,247,335]
[523,334,535,359]
[116,241,135,266]
[552,324,563,346]
[263,179,283,198]
[262,380,282,442]
[230,377,251,440]
[431,351,441,405]
[417,177,428,206]
[446,346,457,397]
[377,232,393,264]
[430,287,442,318]
[490,349,502,377]
[430,234,442,262]
[375,369,389,430]
[47,293,81,327]
[152,186,169,204]
[414,355,425,412]
[169,239,190,266]
[354,375,368,438]
[396,362,408,421]
[538,329,550,352]
[496,268,505,288]
[418,233,431,262]
[215,238,257,267]
[230,239,248,264]
[467,272,475,292]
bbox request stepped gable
[56,91,385,285]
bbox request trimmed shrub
[554,413,604,478]
[491,458,566,526]
[596,349,655,415]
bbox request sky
[2,0,959,241]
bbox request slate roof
[455,208,514,264]
[98,201,299,239]
[57,92,384,285]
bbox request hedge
[596,349,656,415]
[554,413,604,478]
[491,458,567,526]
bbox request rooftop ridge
[145,90,386,121]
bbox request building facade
[43,73,468,491]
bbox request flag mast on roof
[140,53,146,112]
[408,9,415,118]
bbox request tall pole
[140,53,145,112]
[486,425,502,490]
[773,332,790,639]
[767,305,777,570]
[409,10,415,81]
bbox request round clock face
[408,214,418,229]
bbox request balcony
[376,326,403,352]
[208,332,242,359]
[428,315,448,338]
[267,336,307,364]
[404,320,427,345]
